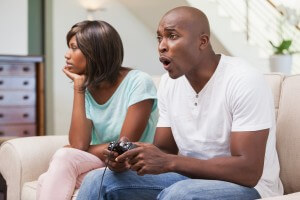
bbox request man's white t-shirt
[157,55,283,198]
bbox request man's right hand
[116,143,175,176]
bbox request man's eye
[169,34,177,40]
[157,36,162,42]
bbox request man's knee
[158,180,191,200]
[158,179,260,200]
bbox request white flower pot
[269,55,292,75]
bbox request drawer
[0,63,35,76]
[0,124,36,137]
[0,77,36,90]
[0,91,36,106]
[0,107,35,124]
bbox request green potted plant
[269,39,293,75]
[269,5,299,75]
[269,39,292,55]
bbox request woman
[37,20,158,200]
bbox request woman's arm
[90,99,154,171]
[63,67,92,151]
[119,99,153,141]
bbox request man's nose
[158,38,168,53]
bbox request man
[77,6,283,200]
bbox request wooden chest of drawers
[0,55,44,138]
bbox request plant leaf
[270,40,292,54]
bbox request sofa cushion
[276,75,300,194]
[262,192,300,200]
[21,181,78,200]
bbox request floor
[0,174,6,200]
[0,193,4,200]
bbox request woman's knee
[49,147,81,171]
[52,147,79,162]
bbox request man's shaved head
[156,6,216,80]
[160,6,210,37]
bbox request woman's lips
[66,62,73,67]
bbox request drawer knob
[0,95,3,100]
[0,80,3,85]
[23,130,29,135]
[23,67,30,72]
[23,113,29,118]
[23,81,29,85]
[23,95,29,100]
[0,113,3,118]
[0,131,4,136]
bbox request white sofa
[0,74,300,200]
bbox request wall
[50,0,164,135]
[0,0,28,55]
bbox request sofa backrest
[274,74,300,194]
[264,74,284,119]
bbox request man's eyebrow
[164,26,176,31]
[157,27,177,35]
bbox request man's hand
[103,149,129,173]
[116,143,173,176]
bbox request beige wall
[0,0,28,55]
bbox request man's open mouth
[159,56,171,67]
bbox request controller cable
[98,144,115,199]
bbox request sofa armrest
[262,192,300,199]
[0,135,68,200]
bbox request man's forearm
[166,155,262,187]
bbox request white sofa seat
[22,181,79,200]
[0,135,68,200]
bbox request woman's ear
[199,34,209,50]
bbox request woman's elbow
[69,140,89,151]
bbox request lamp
[78,0,105,20]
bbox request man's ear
[199,34,209,50]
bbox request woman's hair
[66,20,124,90]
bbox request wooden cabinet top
[0,55,43,63]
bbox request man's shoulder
[220,55,263,82]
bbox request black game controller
[108,140,137,155]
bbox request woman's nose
[64,49,71,59]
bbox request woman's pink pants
[37,147,105,200]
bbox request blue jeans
[77,169,261,200]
